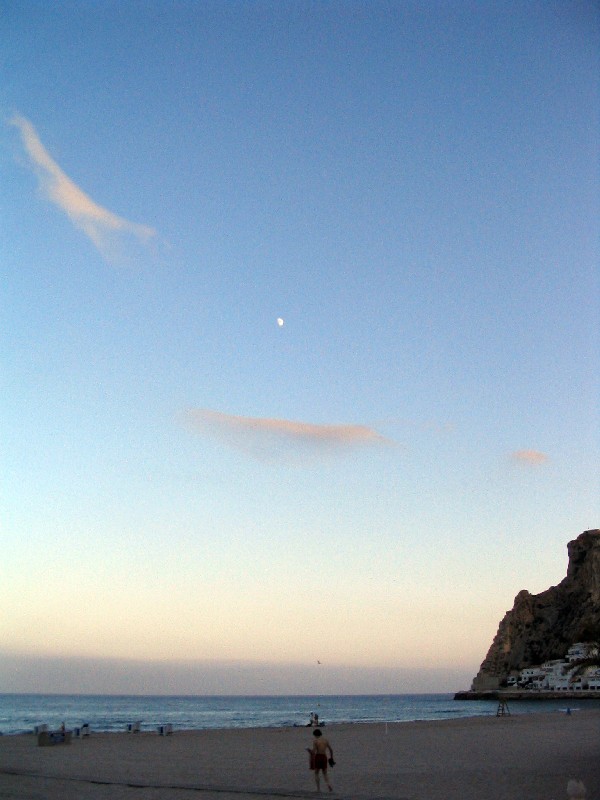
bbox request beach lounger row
[127,721,141,733]
[34,723,90,735]
[34,723,91,744]
[127,722,174,734]
[34,721,173,738]
[37,729,72,746]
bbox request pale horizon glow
[2,2,598,696]
[0,653,475,695]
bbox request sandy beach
[1,711,598,800]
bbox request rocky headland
[456,529,600,700]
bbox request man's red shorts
[314,754,328,771]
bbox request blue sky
[1,1,598,694]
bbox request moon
[277,317,284,327]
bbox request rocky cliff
[470,529,600,691]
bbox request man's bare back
[312,735,331,755]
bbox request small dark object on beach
[328,758,336,767]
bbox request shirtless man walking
[311,728,334,792]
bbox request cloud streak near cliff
[10,114,156,263]
[182,408,391,461]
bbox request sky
[1,1,599,695]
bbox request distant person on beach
[310,728,334,792]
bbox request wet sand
[1,710,599,800]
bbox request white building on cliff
[509,643,600,691]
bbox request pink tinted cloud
[11,114,156,262]
[511,449,549,466]
[183,408,391,461]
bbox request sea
[2,693,597,736]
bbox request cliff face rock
[471,530,600,691]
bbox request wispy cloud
[510,449,549,466]
[10,113,156,263]
[182,408,392,462]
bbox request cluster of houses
[506,643,600,692]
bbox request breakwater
[455,690,600,701]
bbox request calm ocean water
[2,694,597,735]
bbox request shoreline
[0,693,500,737]
[1,711,599,799]
[4,695,597,737]
[455,689,600,700]
[3,707,599,735]
[0,692,469,735]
